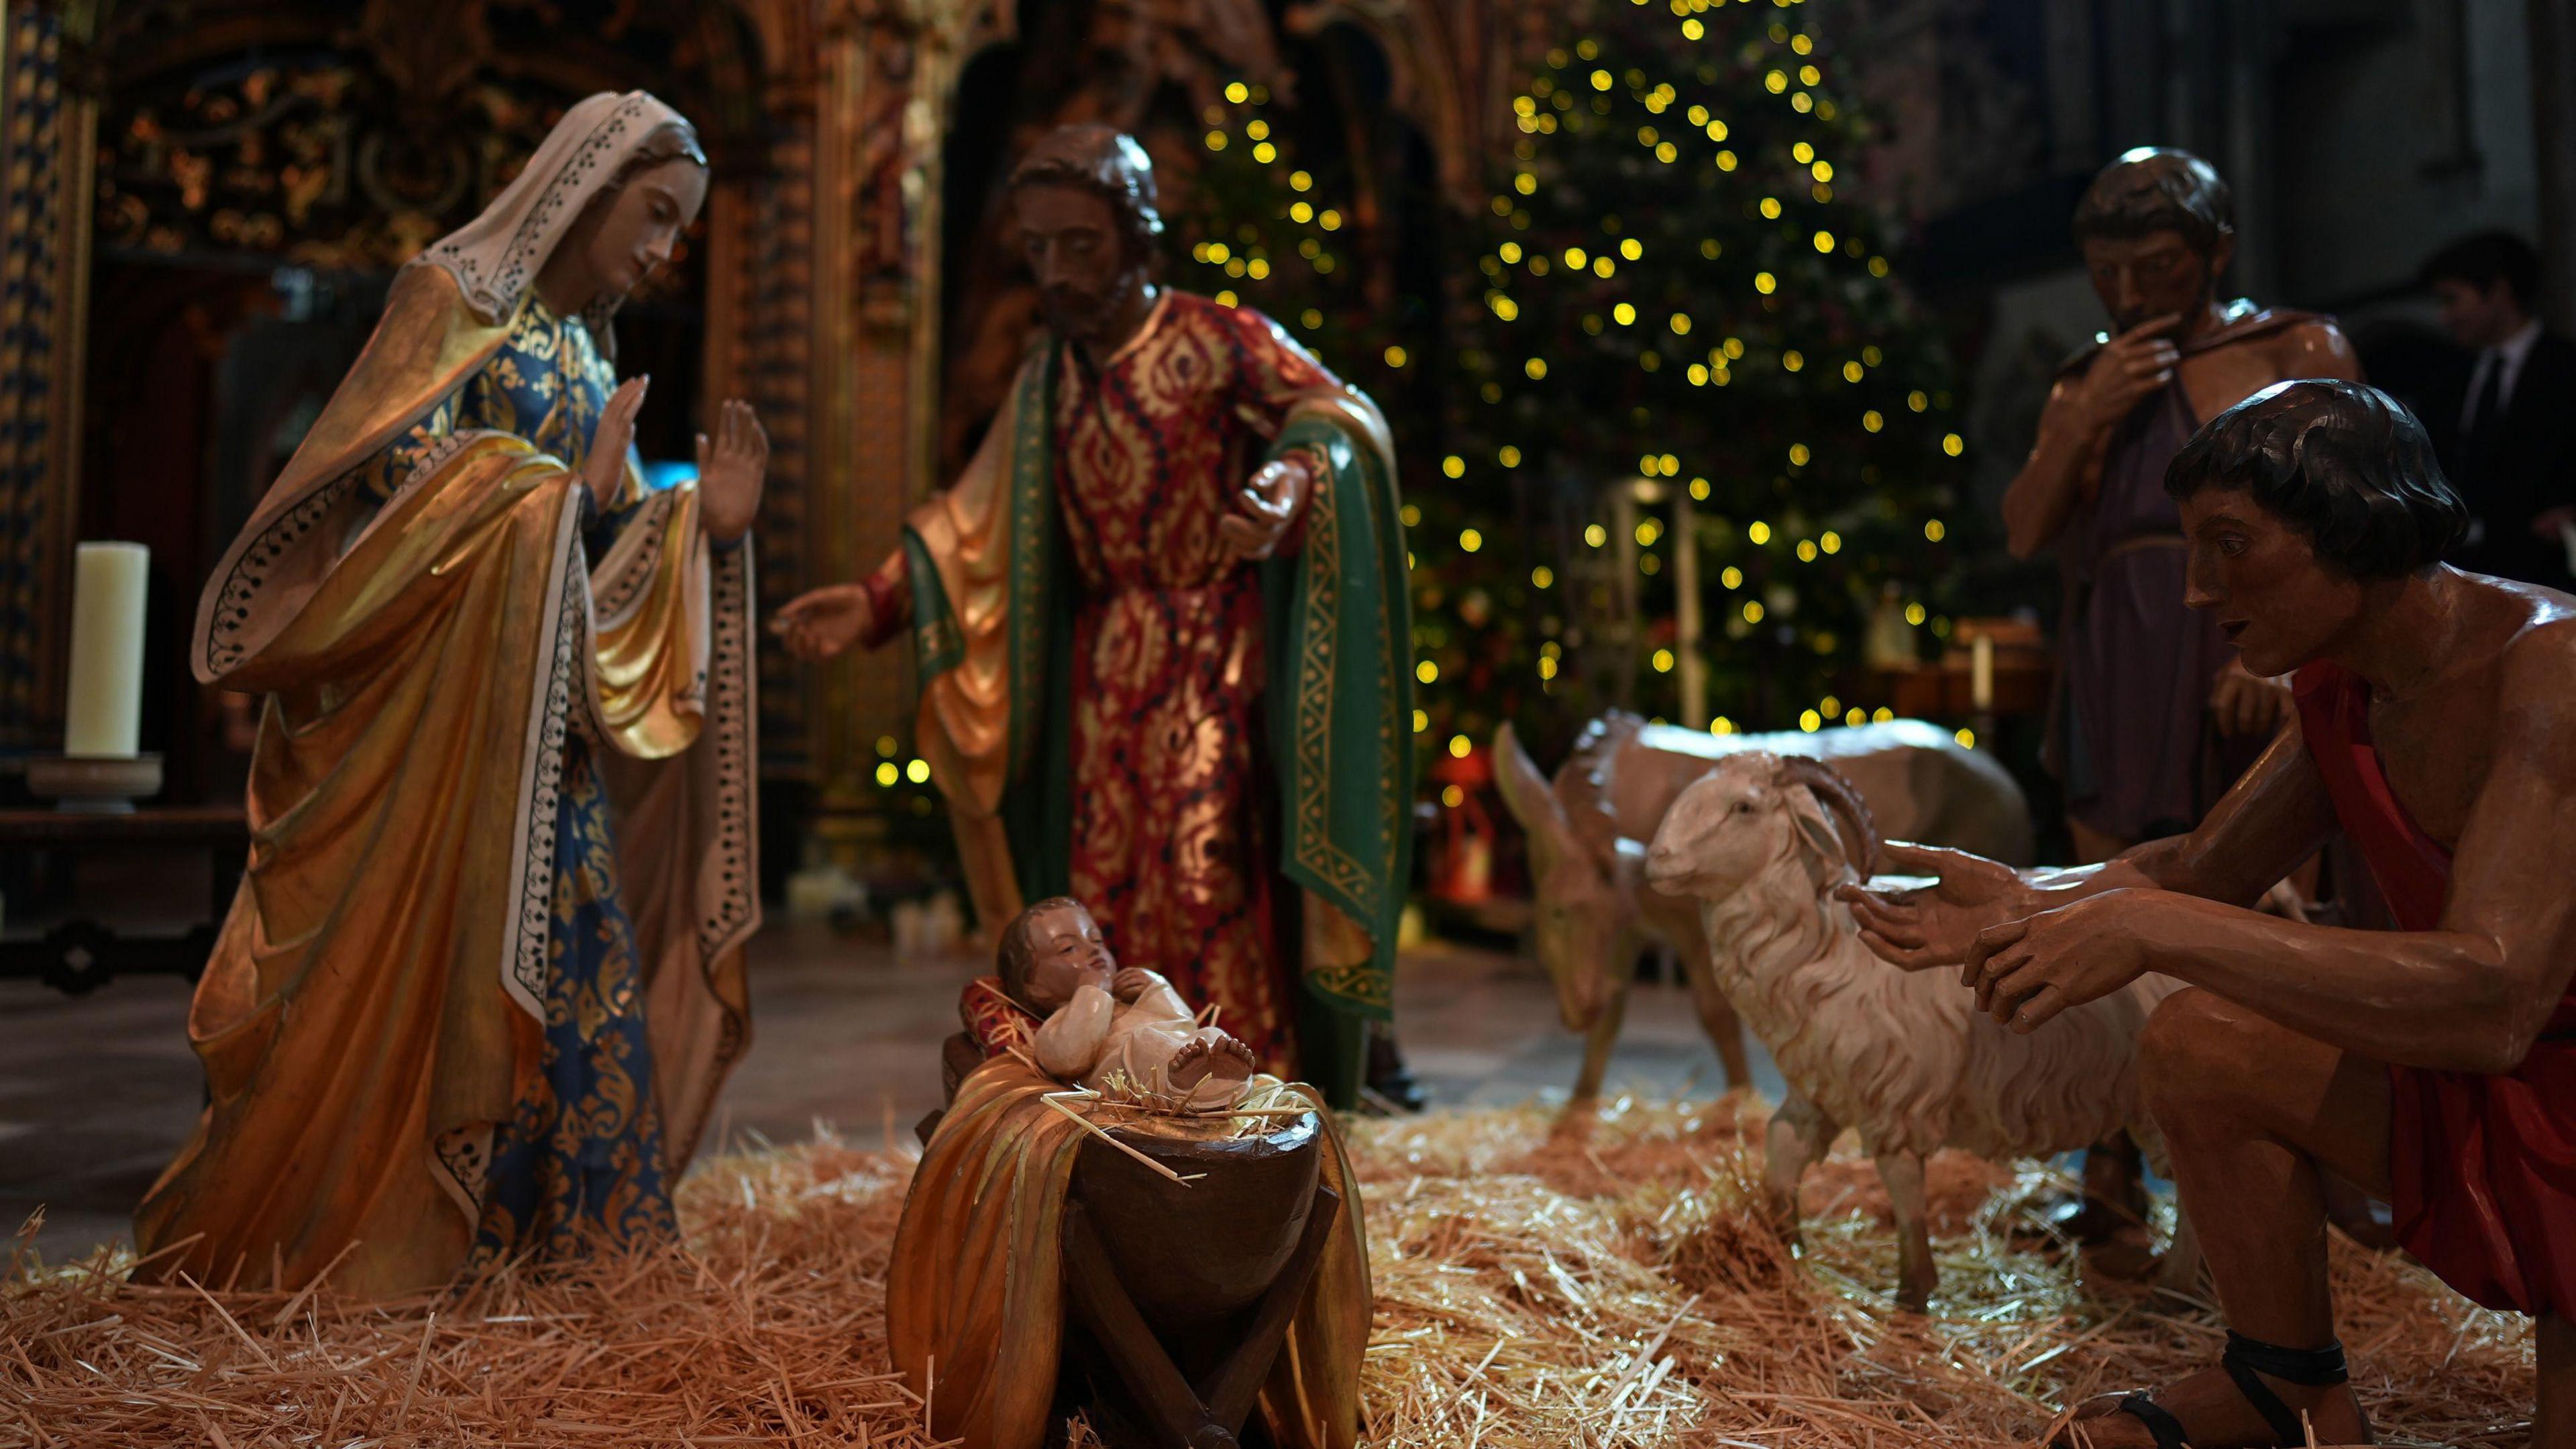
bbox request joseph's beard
[1041,288,1110,337]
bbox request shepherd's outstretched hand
[1832,841,2031,972]
[1963,890,2155,1032]
[698,398,770,543]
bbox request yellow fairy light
[1525,358,1548,380]
[1943,432,1966,456]
[1417,659,1440,684]
[1442,454,1466,479]
[1783,350,1805,371]
[1688,363,1710,386]
[907,758,932,784]
[1790,33,1814,54]
[1401,503,1421,527]
[1874,706,1894,722]
[1659,453,1678,474]
[1788,443,1811,466]
[1863,409,1884,431]
[1585,523,1607,547]
[1635,519,1660,545]
[1493,297,1520,321]
[1681,17,1704,38]
[1820,531,1841,553]
[1290,201,1314,223]
[1449,734,1472,758]
[1637,125,1659,146]
[1620,238,1644,262]
[1813,230,1835,253]
[1904,602,1927,626]
[1717,149,1738,171]
[877,735,898,757]
[1593,256,1615,278]
[1869,256,1891,277]
[1754,272,1776,294]
[1670,313,1692,335]
[875,761,899,787]
[1638,453,1662,476]
[1226,81,1250,103]
[1760,197,1783,219]
[1925,519,1947,542]
[1252,142,1277,164]
[1812,160,1834,182]
[1246,118,1271,140]
[1842,360,1864,382]
[1499,241,1523,262]
[1863,345,1884,365]
[1538,656,1558,680]
[1765,69,1788,93]
[1845,707,1865,727]
[1441,784,1464,808]
[1955,728,1977,749]
[1721,565,1742,588]
[1799,709,1821,732]
[1655,142,1677,163]
[1800,64,1821,85]
[1514,95,1539,118]
[1499,445,1523,467]
[1565,246,1589,268]
[1532,566,1554,588]
[1820,695,1841,716]
[1744,600,1766,623]
[1796,539,1818,561]
[1412,708,1429,732]
[1205,129,1229,151]
[1613,303,1638,325]
[1216,290,1238,307]
[1320,209,1344,230]
[1711,716,1735,735]
[1690,477,1710,500]
[1791,93,1813,113]
[1385,345,1408,368]
[1652,648,1676,673]
[1460,528,1483,553]
[1793,142,1815,162]
[1246,258,1270,279]
[1291,170,1313,192]
[1208,241,1232,263]
[1700,238,1721,259]
[1748,521,1773,545]
[1591,68,1614,91]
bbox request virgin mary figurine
[134,92,767,1295]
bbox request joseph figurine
[777,126,1411,1107]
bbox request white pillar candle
[64,541,149,758]
[1970,634,1994,712]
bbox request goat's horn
[1774,756,1880,875]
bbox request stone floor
[0,924,1784,1265]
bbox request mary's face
[575,156,709,305]
[2180,486,2367,678]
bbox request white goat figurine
[1644,751,2191,1309]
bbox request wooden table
[0,805,247,994]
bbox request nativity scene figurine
[132,92,765,1297]
[773,123,1411,1110]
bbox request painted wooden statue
[135,92,766,1296]
[775,124,1411,1108]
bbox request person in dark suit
[2422,231,2576,586]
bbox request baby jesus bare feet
[1167,1034,1258,1091]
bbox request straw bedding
[3,1096,2534,1447]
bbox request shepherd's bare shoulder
[2271,316,2361,380]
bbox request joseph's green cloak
[903,343,1412,1106]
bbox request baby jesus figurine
[1001,896,1258,1111]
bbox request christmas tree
[1442,0,1973,740]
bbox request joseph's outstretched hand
[1832,841,2031,971]
[771,584,873,661]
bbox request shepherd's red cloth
[2294,659,2576,1317]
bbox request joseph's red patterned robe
[1045,292,1355,1068]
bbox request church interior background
[4,0,2573,1443]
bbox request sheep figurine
[1643,751,2193,1310]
